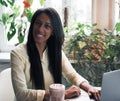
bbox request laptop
[100,69,120,101]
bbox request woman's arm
[62,51,100,101]
[11,46,45,101]
[62,51,88,86]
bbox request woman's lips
[36,33,45,37]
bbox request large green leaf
[17,24,25,43]
[0,0,15,7]
[18,35,24,43]
[7,0,15,6]
[0,0,8,7]
[25,8,33,22]
[7,22,16,41]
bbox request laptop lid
[100,69,120,101]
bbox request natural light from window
[1,0,92,51]
[115,0,120,23]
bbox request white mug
[49,83,65,101]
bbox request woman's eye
[34,21,52,30]
[34,21,42,26]
[45,24,52,29]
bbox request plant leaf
[39,0,45,6]
[18,35,24,43]
[7,22,16,41]
[2,13,9,25]
[0,1,8,7]
[7,0,15,6]
[92,23,97,26]
[115,22,120,32]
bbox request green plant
[0,0,45,44]
[64,23,105,61]
[0,0,15,7]
[102,22,120,68]
[63,22,120,86]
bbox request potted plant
[63,22,120,86]
[0,0,45,44]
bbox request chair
[0,68,15,101]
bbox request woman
[11,7,100,101]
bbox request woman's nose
[38,24,44,32]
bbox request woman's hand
[43,90,50,101]
[65,85,81,99]
[87,87,101,101]
[80,81,101,101]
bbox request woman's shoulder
[12,43,27,51]
[11,43,28,57]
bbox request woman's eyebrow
[35,19,51,24]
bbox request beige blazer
[11,43,88,101]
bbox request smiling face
[33,13,53,45]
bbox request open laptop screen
[100,69,120,101]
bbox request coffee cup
[49,83,65,101]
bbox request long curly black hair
[27,7,64,89]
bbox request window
[69,0,92,24]
[115,0,120,23]
[0,0,92,52]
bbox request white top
[11,43,88,101]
